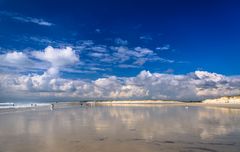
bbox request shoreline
[1,100,240,115]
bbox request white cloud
[0,51,44,73]
[0,70,240,102]
[31,46,79,76]
[32,46,79,67]
[0,46,80,75]
[139,35,152,41]
[0,44,238,102]
[105,46,173,66]
[114,38,128,45]
[156,44,170,51]
[86,45,169,67]
[12,16,53,26]
[0,11,54,26]
[118,64,139,68]
[90,46,107,53]
[0,51,29,65]
[17,39,175,69]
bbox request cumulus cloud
[0,51,29,65]
[31,46,79,76]
[18,39,175,70]
[0,45,239,102]
[0,69,239,102]
[32,46,79,67]
[0,51,45,73]
[0,46,80,75]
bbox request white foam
[0,103,14,106]
[0,103,51,109]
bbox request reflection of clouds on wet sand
[198,107,240,139]
[91,106,240,141]
[109,107,148,128]
[0,105,240,152]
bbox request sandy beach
[88,100,240,109]
[1,99,240,114]
[1,102,240,152]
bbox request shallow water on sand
[0,104,240,152]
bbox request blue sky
[0,0,240,102]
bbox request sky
[0,0,240,102]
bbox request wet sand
[91,101,240,109]
[1,103,240,152]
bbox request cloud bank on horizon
[0,46,239,102]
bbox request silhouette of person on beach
[50,104,55,110]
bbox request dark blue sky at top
[0,0,240,79]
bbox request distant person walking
[50,103,55,110]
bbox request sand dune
[203,96,240,104]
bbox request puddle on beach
[0,104,240,152]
